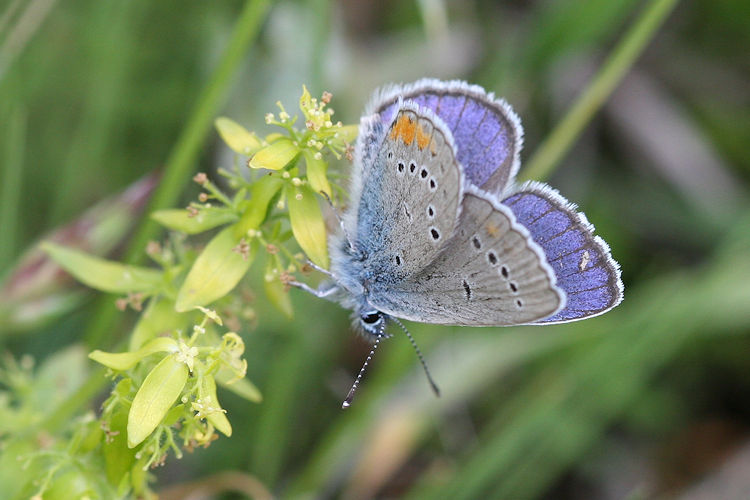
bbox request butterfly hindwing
[369,186,565,325]
[502,182,624,323]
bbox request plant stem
[521,0,679,182]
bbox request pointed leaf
[234,175,284,236]
[151,208,237,234]
[175,226,254,312]
[89,337,178,371]
[198,375,232,437]
[103,405,135,485]
[248,138,299,170]
[303,149,332,197]
[215,117,262,155]
[127,354,188,447]
[41,242,162,293]
[286,183,329,268]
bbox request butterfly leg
[288,279,339,301]
[305,259,335,279]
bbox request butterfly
[292,79,623,406]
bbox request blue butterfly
[293,79,623,405]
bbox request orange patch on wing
[390,114,431,150]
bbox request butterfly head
[356,307,388,338]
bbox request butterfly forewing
[352,105,464,282]
[369,79,522,196]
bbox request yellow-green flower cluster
[211,87,356,278]
[90,308,259,467]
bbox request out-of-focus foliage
[1,0,749,498]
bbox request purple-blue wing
[366,79,523,195]
[502,182,623,323]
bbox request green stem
[521,0,679,182]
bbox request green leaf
[234,174,284,236]
[248,138,299,170]
[43,464,99,500]
[151,208,238,234]
[127,353,188,447]
[264,258,293,318]
[216,367,262,403]
[103,405,136,485]
[336,124,359,144]
[175,226,255,312]
[89,337,178,371]
[198,374,232,437]
[215,117,262,155]
[42,242,163,294]
[285,183,329,268]
[303,149,332,198]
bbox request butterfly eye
[361,312,381,324]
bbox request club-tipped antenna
[342,335,382,409]
[392,317,440,397]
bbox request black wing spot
[409,162,416,173]
[420,168,428,179]
[487,251,498,265]
[509,282,518,293]
[516,299,523,308]
[388,151,393,159]
[501,266,509,278]
[394,255,401,266]
[427,205,435,218]
[430,228,440,240]
[472,236,481,249]
[462,280,472,300]
[429,178,437,190]
[397,161,404,173]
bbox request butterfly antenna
[392,318,440,397]
[342,335,383,409]
[320,190,356,252]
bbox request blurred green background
[2,0,750,498]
